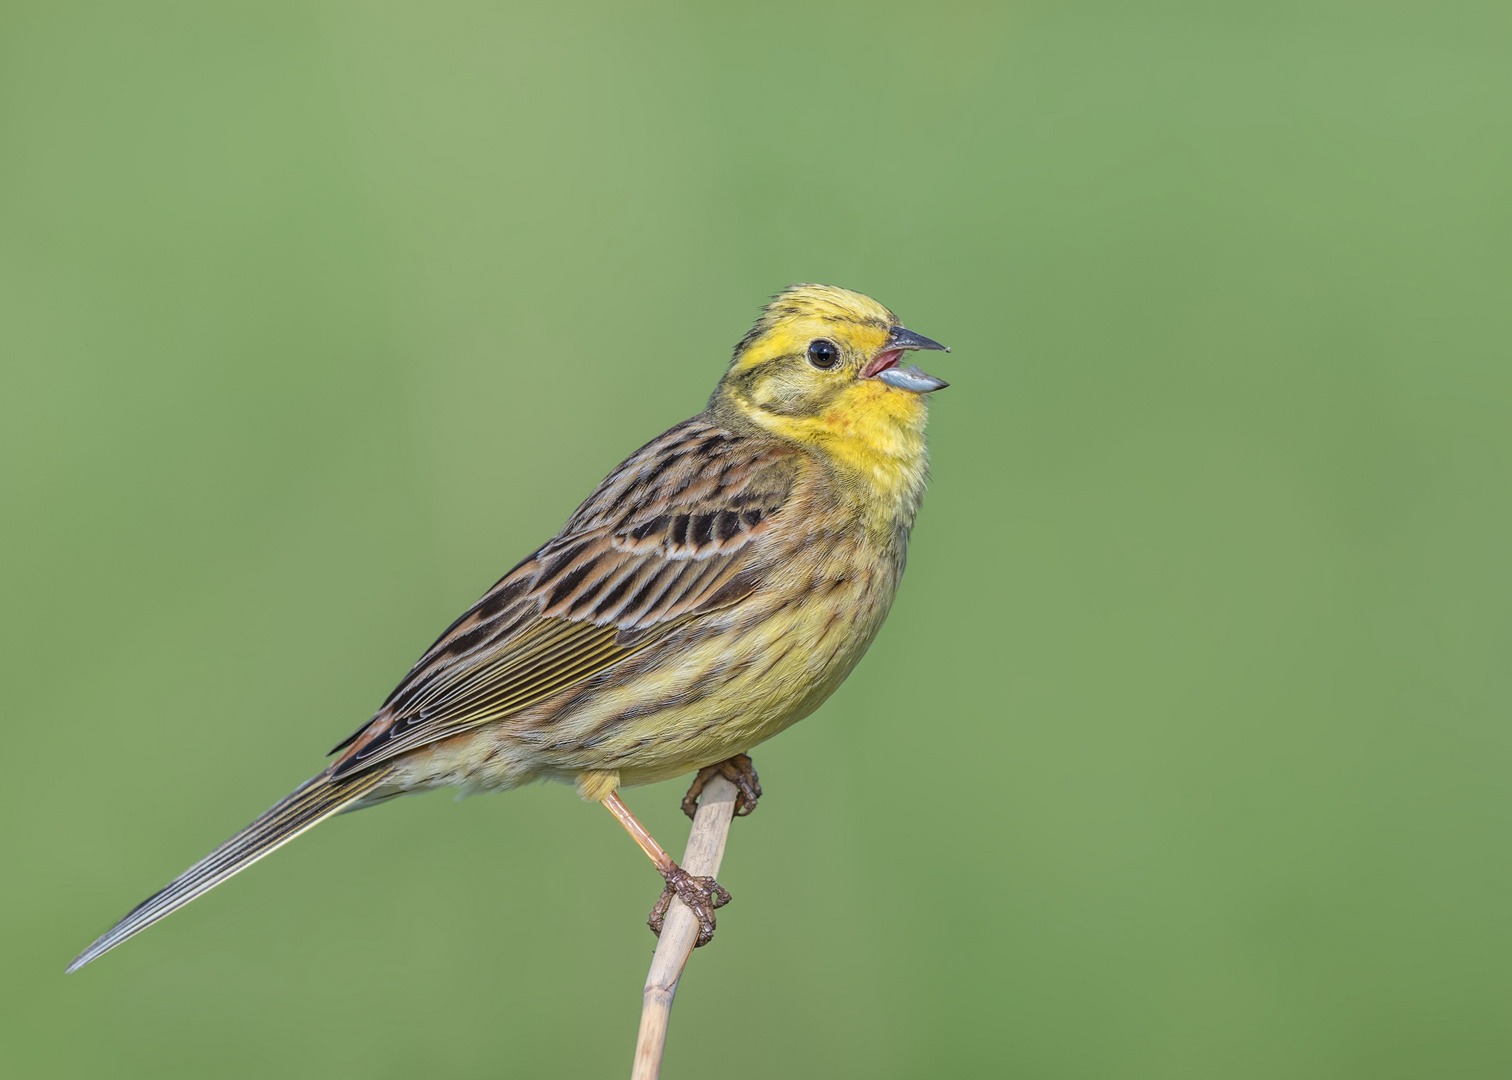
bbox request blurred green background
[3,1,1509,1076]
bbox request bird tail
[66,766,394,973]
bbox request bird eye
[807,339,839,369]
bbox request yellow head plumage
[708,284,949,499]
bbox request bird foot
[648,864,731,948]
[681,753,762,820]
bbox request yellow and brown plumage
[68,283,949,970]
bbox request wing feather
[329,419,799,778]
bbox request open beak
[860,326,951,393]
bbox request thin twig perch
[630,774,739,1080]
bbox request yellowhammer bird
[67,283,949,971]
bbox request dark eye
[807,339,839,369]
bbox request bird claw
[681,753,763,820]
[648,864,731,948]
[646,754,754,947]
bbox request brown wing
[328,419,798,778]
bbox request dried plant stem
[630,775,739,1080]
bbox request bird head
[709,284,949,459]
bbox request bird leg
[645,869,731,948]
[601,791,730,947]
[681,753,762,820]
